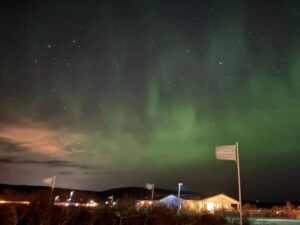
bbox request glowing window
[206,202,214,211]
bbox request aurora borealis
[1,0,300,201]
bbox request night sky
[1,0,300,202]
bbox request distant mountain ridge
[0,183,203,201]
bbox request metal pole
[178,183,182,198]
[151,184,155,200]
[49,175,56,207]
[236,142,243,225]
[52,176,56,190]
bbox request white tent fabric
[159,195,183,206]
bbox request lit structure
[52,190,100,207]
[137,200,153,207]
[86,200,98,207]
[0,200,30,205]
[53,199,99,207]
[160,194,183,207]
[182,194,239,213]
[137,193,239,214]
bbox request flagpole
[151,184,154,200]
[52,175,56,190]
[236,142,243,225]
[49,175,56,206]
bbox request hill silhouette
[0,183,203,202]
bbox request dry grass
[0,204,227,225]
[0,191,227,225]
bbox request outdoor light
[54,196,60,202]
[206,202,214,211]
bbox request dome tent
[159,195,183,206]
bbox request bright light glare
[0,200,30,205]
[206,202,214,211]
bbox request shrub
[0,200,227,225]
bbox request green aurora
[0,1,300,201]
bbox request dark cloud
[59,171,75,175]
[0,138,26,154]
[82,170,131,175]
[0,156,96,171]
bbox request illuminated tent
[183,193,240,213]
[159,195,183,206]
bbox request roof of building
[159,194,183,206]
[143,193,239,204]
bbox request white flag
[215,145,236,161]
[43,177,54,185]
[44,176,56,189]
[145,183,154,190]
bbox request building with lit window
[183,193,239,213]
[137,193,239,214]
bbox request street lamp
[54,195,60,202]
[178,183,183,198]
[68,191,74,202]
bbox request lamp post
[178,183,183,198]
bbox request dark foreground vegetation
[0,203,227,225]
[0,188,230,225]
